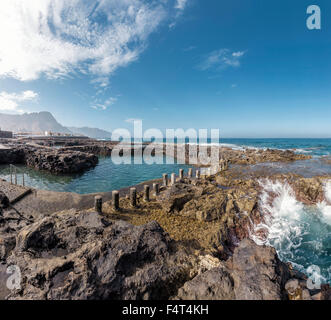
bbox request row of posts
[94,166,211,213]
[9,164,25,186]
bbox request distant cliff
[67,126,112,139]
[0,112,112,139]
[0,111,71,134]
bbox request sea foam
[250,179,330,283]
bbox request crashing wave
[249,179,331,284]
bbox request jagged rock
[0,145,98,174]
[0,234,16,261]
[0,191,10,209]
[25,149,98,174]
[226,239,291,300]
[158,183,203,214]
[181,192,228,221]
[5,212,192,300]
[176,239,293,300]
[176,267,235,300]
[0,148,26,165]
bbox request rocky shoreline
[0,137,312,175]
[0,137,330,300]
[0,142,98,175]
[0,171,330,300]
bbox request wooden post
[144,185,150,202]
[10,165,13,184]
[153,183,159,196]
[162,173,168,187]
[171,173,176,185]
[112,190,120,211]
[14,167,17,185]
[188,168,193,178]
[179,169,184,180]
[22,173,25,187]
[196,169,200,179]
[130,187,137,207]
[95,196,103,213]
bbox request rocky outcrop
[4,211,194,300]
[24,149,98,174]
[158,183,204,214]
[156,180,261,258]
[175,239,330,300]
[0,191,9,209]
[0,146,98,175]
[0,148,26,165]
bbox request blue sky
[0,0,331,138]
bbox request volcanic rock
[5,211,193,300]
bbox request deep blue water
[218,138,331,157]
[144,138,331,157]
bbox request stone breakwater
[0,145,98,174]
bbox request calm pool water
[0,156,190,194]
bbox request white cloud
[0,0,187,82]
[0,90,39,113]
[175,0,188,10]
[91,96,117,111]
[198,49,246,71]
[232,51,245,57]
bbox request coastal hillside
[0,112,112,138]
[0,111,71,134]
[67,126,112,139]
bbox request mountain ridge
[0,111,111,139]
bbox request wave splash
[249,179,331,284]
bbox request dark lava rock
[176,239,292,300]
[24,149,98,174]
[176,267,235,300]
[5,211,191,300]
[0,191,10,209]
[0,148,26,165]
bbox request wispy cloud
[175,0,188,11]
[91,96,117,111]
[197,49,246,71]
[0,90,38,113]
[169,0,189,28]
[183,45,196,52]
[0,0,188,82]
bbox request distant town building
[0,129,13,138]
